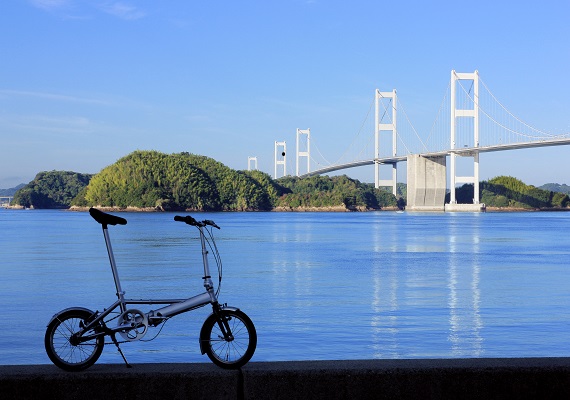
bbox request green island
[7,150,570,211]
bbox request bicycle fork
[212,302,234,342]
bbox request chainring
[117,309,149,341]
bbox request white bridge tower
[274,141,287,178]
[375,89,397,195]
[450,70,480,204]
[247,156,258,171]
[296,128,310,176]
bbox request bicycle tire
[45,308,105,371]
[200,309,257,369]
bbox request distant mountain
[0,184,26,197]
[539,183,570,195]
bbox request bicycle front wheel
[45,308,104,371]
[200,309,257,369]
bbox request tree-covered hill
[452,176,570,209]
[275,175,400,210]
[13,171,92,209]
[75,151,281,211]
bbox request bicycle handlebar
[174,215,220,229]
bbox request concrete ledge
[2,358,570,399]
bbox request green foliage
[551,192,570,208]
[13,171,92,209]
[275,175,399,209]
[243,169,290,207]
[452,176,570,209]
[180,153,274,211]
[396,182,407,199]
[83,151,219,210]
[81,151,281,211]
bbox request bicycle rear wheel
[45,308,105,371]
[200,309,257,369]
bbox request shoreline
[5,205,570,212]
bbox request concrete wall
[2,359,570,400]
[407,155,447,211]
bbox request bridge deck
[301,137,570,178]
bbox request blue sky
[1,0,569,189]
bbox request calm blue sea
[1,209,569,366]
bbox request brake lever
[204,220,220,229]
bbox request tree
[13,171,92,209]
[450,176,570,209]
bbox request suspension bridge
[269,70,570,211]
[0,196,13,207]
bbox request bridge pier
[406,155,446,211]
[406,155,486,212]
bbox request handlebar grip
[174,215,198,226]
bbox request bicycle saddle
[89,208,127,226]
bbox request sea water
[0,209,569,365]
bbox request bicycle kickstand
[111,333,132,368]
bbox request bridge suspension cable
[478,77,568,139]
[309,137,332,167]
[424,80,451,153]
[333,96,376,165]
[396,97,429,154]
[453,77,570,147]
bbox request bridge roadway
[300,137,570,178]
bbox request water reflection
[371,258,400,358]
[447,214,483,356]
[370,220,401,358]
[369,213,486,358]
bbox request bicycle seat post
[101,225,127,312]
[89,208,128,313]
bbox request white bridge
[273,70,570,211]
[0,196,13,207]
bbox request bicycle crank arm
[112,322,143,333]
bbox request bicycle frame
[76,220,220,341]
